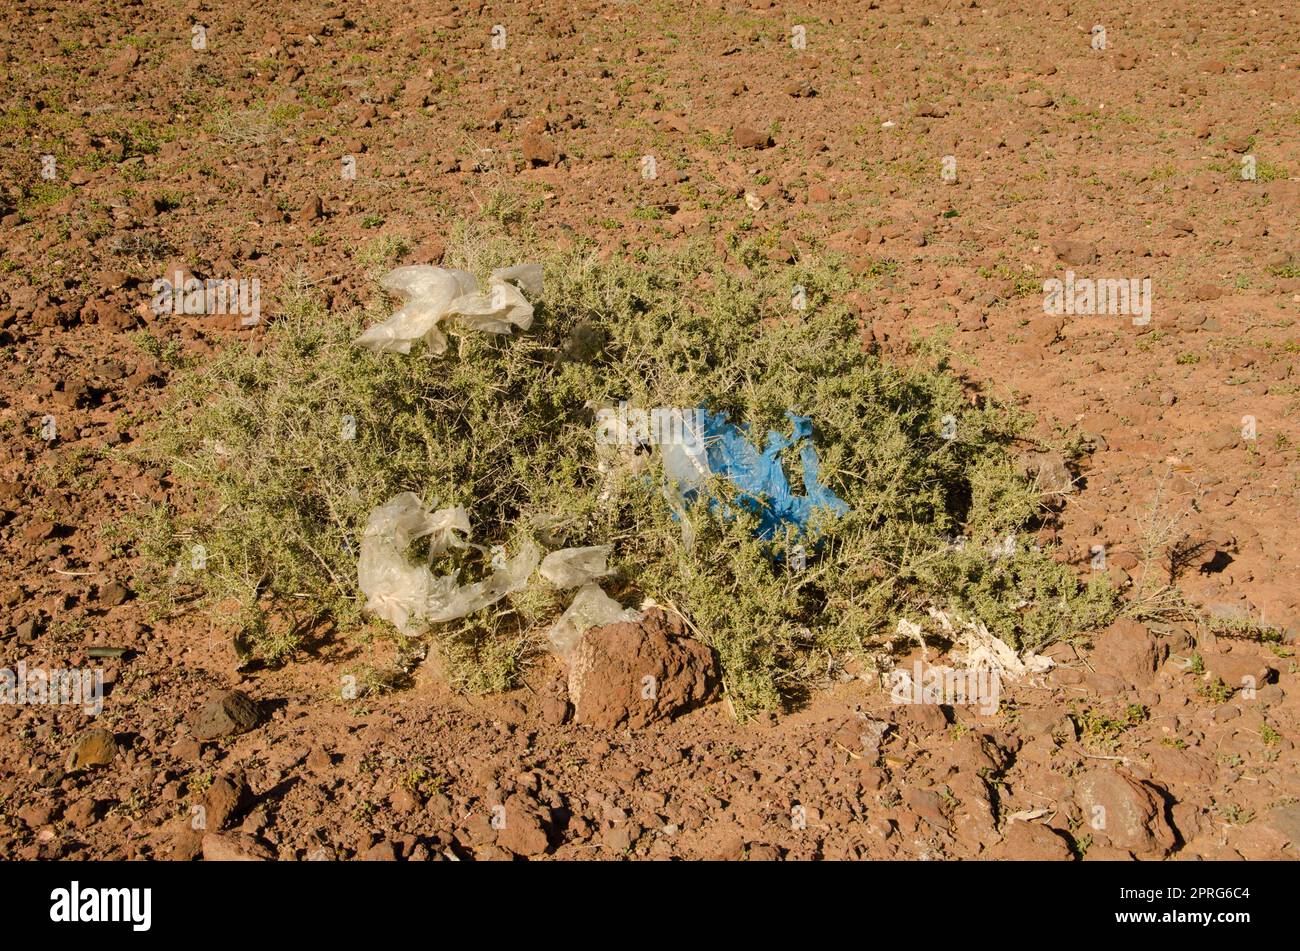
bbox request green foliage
[132,226,1115,716]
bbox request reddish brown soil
[3,0,1300,860]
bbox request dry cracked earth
[2,0,1300,861]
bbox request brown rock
[1201,651,1274,693]
[65,729,117,772]
[1260,803,1300,847]
[950,776,997,851]
[995,821,1073,860]
[1148,746,1217,790]
[171,825,203,861]
[17,802,58,828]
[201,832,272,861]
[1074,769,1176,857]
[733,125,772,149]
[569,610,718,730]
[539,693,570,726]
[1019,450,1074,497]
[903,787,949,833]
[1052,238,1098,266]
[522,134,558,166]
[98,580,130,606]
[494,795,551,857]
[297,195,323,221]
[64,798,102,829]
[360,840,398,861]
[205,775,253,830]
[1090,619,1165,685]
[390,787,419,814]
[192,690,261,741]
[895,700,950,733]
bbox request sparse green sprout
[1198,677,1232,704]
[1076,704,1143,751]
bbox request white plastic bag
[356,267,477,355]
[356,263,540,354]
[449,276,533,334]
[358,492,539,633]
[539,545,611,588]
[491,263,544,296]
[547,582,643,661]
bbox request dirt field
[3,0,1300,861]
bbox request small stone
[1075,770,1176,857]
[1090,619,1165,685]
[201,832,271,861]
[64,798,101,829]
[1261,803,1300,846]
[1052,238,1097,266]
[205,775,253,830]
[495,795,551,857]
[1018,450,1074,498]
[98,581,130,606]
[192,690,261,741]
[297,196,323,221]
[65,729,116,772]
[733,125,771,149]
[390,787,419,814]
[995,821,1072,860]
[360,840,399,861]
[522,134,558,166]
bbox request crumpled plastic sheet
[358,492,539,634]
[661,408,850,543]
[355,263,541,355]
[547,582,643,662]
[358,493,622,640]
[539,545,610,588]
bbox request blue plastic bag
[660,408,849,541]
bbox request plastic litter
[661,408,849,542]
[547,582,643,661]
[358,492,539,634]
[356,263,539,354]
[491,262,543,296]
[539,545,611,588]
[927,606,1053,678]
